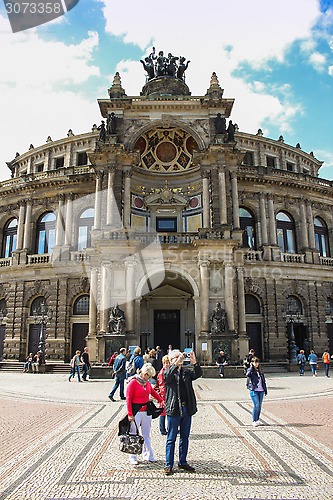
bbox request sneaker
[108,395,115,401]
[252,421,259,427]
[120,397,126,400]
[164,467,173,475]
[129,458,138,465]
[178,463,195,472]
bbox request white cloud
[309,51,327,70]
[101,0,320,142]
[0,16,100,180]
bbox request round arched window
[276,211,296,253]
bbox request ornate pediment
[145,284,192,300]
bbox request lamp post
[283,298,300,365]
[185,329,192,348]
[0,306,7,362]
[33,301,52,364]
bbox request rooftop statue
[140,48,190,81]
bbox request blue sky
[0,0,332,180]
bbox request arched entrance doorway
[139,271,195,353]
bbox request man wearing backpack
[108,347,127,401]
[126,346,144,379]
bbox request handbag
[119,420,144,455]
[146,400,163,419]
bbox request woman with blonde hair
[126,363,164,465]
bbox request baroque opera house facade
[1,54,333,365]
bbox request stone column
[16,202,25,251]
[300,199,309,249]
[306,201,316,248]
[126,257,136,333]
[87,267,98,362]
[218,167,227,225]
[123,170,132,228]
[55,195,65,246]
[106,167,116,226]
[268,196,277,245]
[23,200,32,250]
[100,263,111,333]
[231,172,240,228]
[224,263,235,331]
[94,172,103,230]
[199,260,210,332]
[237,267,246,334]
[202,172,210,228]
[259,193,268,245]
[64,194,73,246]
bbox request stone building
[1,58,333,365]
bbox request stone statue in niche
[210,302,228,333]
[214,113,226,135]
[108,304,126,334]
[98,120,106,142]
[107,112,117,135]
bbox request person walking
[246,357,267,427]
[155,354,170,435]
[108,347,127,401]
[216,350,228,377]
[163,349,203,476]
[296,349,306,376]
[81,347,91,381]
[126,346,144,379]
[69,350,82,382]
[322,350,330,377]
[308,350,318,376]
[126,363,164,465]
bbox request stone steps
[0,362,70,374]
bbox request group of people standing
[110,345,203,475]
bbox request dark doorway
[327,324,333,355]
[154,310,180,352]
[293,323,307,352]
[71,323,89,357]
[0,325,5,360]
[246,322,263,360]
[28,324,43,355]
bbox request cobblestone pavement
[0,372,332,500]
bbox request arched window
[239,207,256,249]
[245,294,261,314]
[77,208,94,251]
[30,296,46,316]
[285,295,302,315]
[276,211,296,253]
[73,295,90,315]
[2,218,17,257]
[36,212,56,254]
[314,217,329,257]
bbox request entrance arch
[137,268,198,353]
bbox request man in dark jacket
[108,347,127,401]
[163,349,202,475]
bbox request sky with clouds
[0,0,332,180]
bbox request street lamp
[33,301,52,364]
[185,329,192,348]
[283,297,301,364]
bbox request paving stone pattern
[0,373,332,500]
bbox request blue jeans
[299,363,305,375]
[310,363,317,375]
[249,390,264,422]
[109,375,125,399]
[159,415,167,434]
[69,365,81,381]
[325,364,330,377]
[166,406,192,468]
